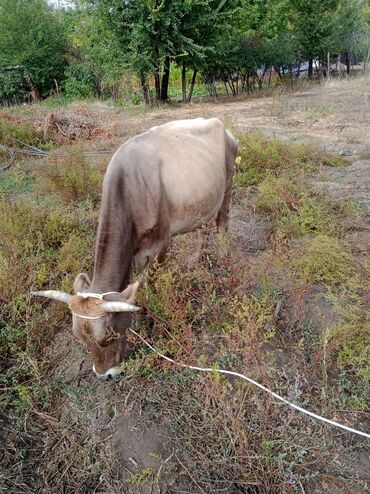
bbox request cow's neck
[90,176,133,293]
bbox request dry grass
[35,145,106,205]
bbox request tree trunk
[26,73,40,101]
[187,69,197,103]
[140,73,150,106]
[274,66,282,80]
[160,57,170,102]
[181,63,187,103]
[345,51,350,75]
[154,73,161,102]
[308,58,313,79]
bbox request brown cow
[32,118,238,378]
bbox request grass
[0,109,53,148]
[35,145,105,205]
[234,133,346,189]
[0,110,369,493]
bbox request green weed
[234,133,318,187]
[258,175,337,237]
[293,235,358,286]
[35,146,105,205]
[0,110,52,148]
[127,467,155,485]
[0,196,95,415]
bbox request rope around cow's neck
[73,291,121,319]
[128,327,370,440]
[77,291,121,300]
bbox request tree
[0,0,66,98]
[288,0,341,78]
[85,0,240,103]
[336,0,369,74]
[62,5,126,98]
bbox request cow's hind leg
[216,176,232,231]
[217,130,238,231]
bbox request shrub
[0,111,51,148]
[35,146,105,204]
[293,235,357,286]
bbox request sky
[48,0,74,6]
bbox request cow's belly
[169,190,224,236]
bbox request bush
[0,196,95,413]
[63,64,96,99]
[35,146,105,204]
[0,111,51,148]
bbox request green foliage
[0,67,32,104]
[289,0,341,61]
[293,235,357,285]
[235,133,317,187]
[63,66,96,99]
[0,0,66,97]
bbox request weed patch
[293,235,358,286]
[235,133,348,189]
[257,175,337,237]
[35,146,105,205]
[0,196,95,416]
[235,133,318,186]
[0,110,52,148]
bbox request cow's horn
[31,290,70,304]
[100,301,141,313]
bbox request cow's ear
[73,273,91,293]
[120,280,140,303]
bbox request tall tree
[288,0,341,78]
[0,0,66,98]
[86,0,239,103]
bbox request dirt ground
[3,75,369,493]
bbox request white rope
[128,327,370,440]
[72,312,106,320]
[73,291,121,319]
[77,291,120,300]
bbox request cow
[32,118,238,378]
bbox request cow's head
[32,273,140,378]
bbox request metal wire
[0,140,112,172]
[0,144,15,171]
